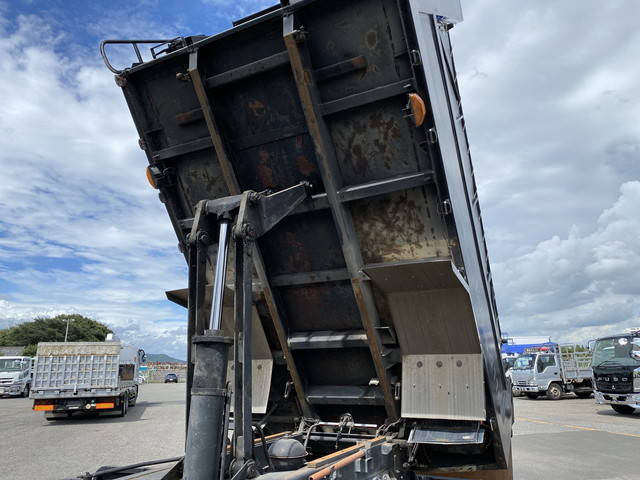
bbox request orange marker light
[407,93,427,127]
[95,402,115,409]
[33,404,54,411]
[146,166,158,189]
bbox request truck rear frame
[30,341,141,418]
[93,0,513,478]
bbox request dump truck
[30,336,144,419]
[0,356,33,397]
[591,328,640,415]
[511,344,593,400]
[91,0,513,478]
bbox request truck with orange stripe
[30,336,143,419]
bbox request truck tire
[22,383,30,398]
[128,387,138,407]
[546,383,563,400]
[525,393,540,399]
[119,396,128,417]
[611,404,636,415]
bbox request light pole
[64,318,71,342]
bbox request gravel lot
[1,385,639,479]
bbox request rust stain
[283,231,312,272]
[296,285,322,307]
[365,29,379,50]
[295,154,316,176]
[350,143,369,177]
[351,56,367,69]
[352,189,449,264]
[248,99,266,117]
[257,149,275,188]
[332,108,405,180]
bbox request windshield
[592,337,640,367]
[513,354,536,370]
[0,359,28,372]
[502,357,516,370]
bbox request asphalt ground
[512,395,640,480]
[0,383,185,480]
[1,385,639,479]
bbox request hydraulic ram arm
[184,183,310,480]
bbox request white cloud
[493,181,640,341]
[1,1,638,356]
[454,0,640,261]
[0,13,188,357]
[199,0,275,22]
[452,1,640,341]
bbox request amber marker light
[407,93,427,126]
[33,404,54,411]
[146,165,158,189]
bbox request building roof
[0,346,25,356]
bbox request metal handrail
[99,38,184,74]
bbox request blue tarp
[501,342,556,355]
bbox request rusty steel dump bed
[109,0,512,475]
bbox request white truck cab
[511,345,593,400]
[0,356,32,397]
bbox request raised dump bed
[105,0,512,477]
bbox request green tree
[22,344,37,357]
[0,315,112,356]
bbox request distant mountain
[145,353,186,363]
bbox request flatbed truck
[511,344,592,400]
[30,338,143,419]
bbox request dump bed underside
[117,0,511,467]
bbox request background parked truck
[0,356,33,397]
[591,328,640,414]
[30,336,144,419]
[511,344,593,400]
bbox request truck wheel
[525,393,540,399]
[22,383,30,398]
[128,387,138,407]
[546,383,563,400]
[119,396,128,417]
[611,404,636,415]
[575,392,592,399]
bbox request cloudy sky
[0,0,638,358]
